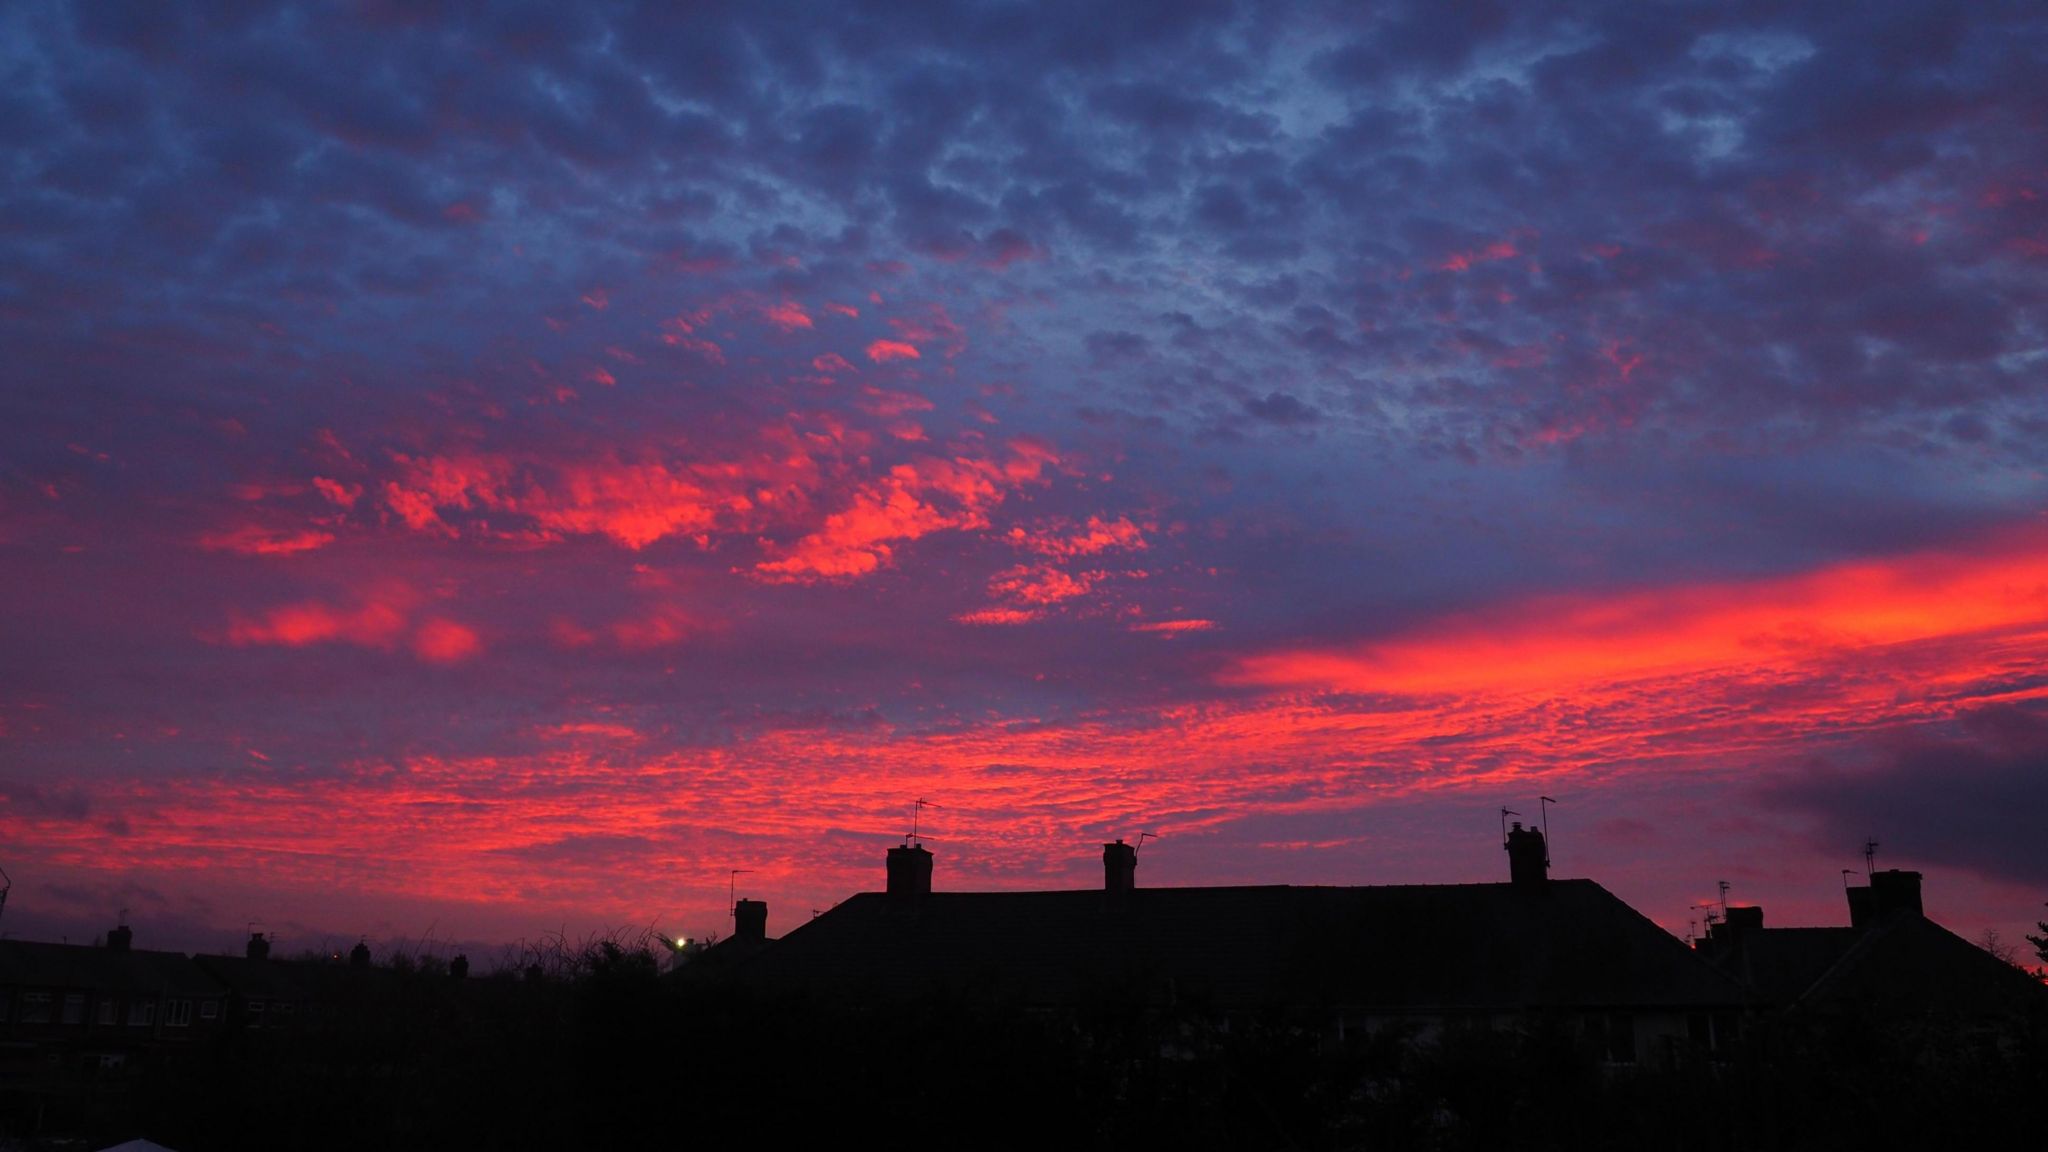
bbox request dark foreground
[4,943,2042,1151]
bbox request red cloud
[755,443,1055,582]
[955,607,1041,626]
[311,477,361,508]
[865,339,921,363]
[1009,515,1146,559]
[665,335,727,365]
[197,526,336,556]
[413,618,481,663]
[1438,239,1522,272]
[988,563,1096,606]
[763,301,814,332]
[224,589,482,665]
[225,590,415,650]
[888,304,967,358]
[612,606,692,650]
[1131,619,1215,634]
[1227,530,2048,700]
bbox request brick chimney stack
[1104,839,1137,893]
[886,842,933,902]
[734,898,768,942]
[1506,821,1548,888]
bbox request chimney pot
[107,925,134,952]
[246,932,271,961]
[349,940,372,969]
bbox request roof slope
[739,879,1746,1011]
[0,940,224,999]
[1800,913,2048,1015]
[1702,927,1862,1007]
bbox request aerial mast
[728,869,754,922]
[909,798,940,845]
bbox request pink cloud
[866,339,921,363]
[763,301,814,332]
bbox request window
[21,992,52,1024]
[127,999,155,1027]
[98,998,117,1026]
[198,999,218,1020]
[62,994,85,1025]
[247,1000,266,1028]
[166,999,192,1027]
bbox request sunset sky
[4,1,2046,960]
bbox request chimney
[1847,884,1876,928]
[1103,839,1137,893]
[734,898,768,942]
[349,940,372,969]
[246,932,271,961]
[886,842,933,902]
[1505,821,1548,888]
[107,924,133,952]
[1868,869,1922,918]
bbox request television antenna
[1863,838,1879,874]
[1717,880,1730,919]
[1498,807,1520,845]
[908,798,940,845]
[0,864,9,929]
[1134,831,1159,853]
[1841,868,1858,892]
[1538,796,1558,867]
[728,869,754,919]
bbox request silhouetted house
[0,930,225,1054]
[0,924,227,1126]
[1698,869,2048,1021]
[732,825,1749,1065]
[191,933,311,1032]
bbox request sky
[3,1,2047,962]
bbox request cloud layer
[3,1,2046,951]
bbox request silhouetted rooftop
[739,879,1748,1011]
[0,939,223,1000]
[1801,911,2047,1015]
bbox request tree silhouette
[2028,903,2048,966]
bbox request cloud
[1761,702,2048,888]
[755,443,1056,582]
[413,618,481,664]
[865,339,921,363]
[197,525,335,556]
[6,0,2048,951]
[1228,526,2048,701]
[225,591,414,651]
